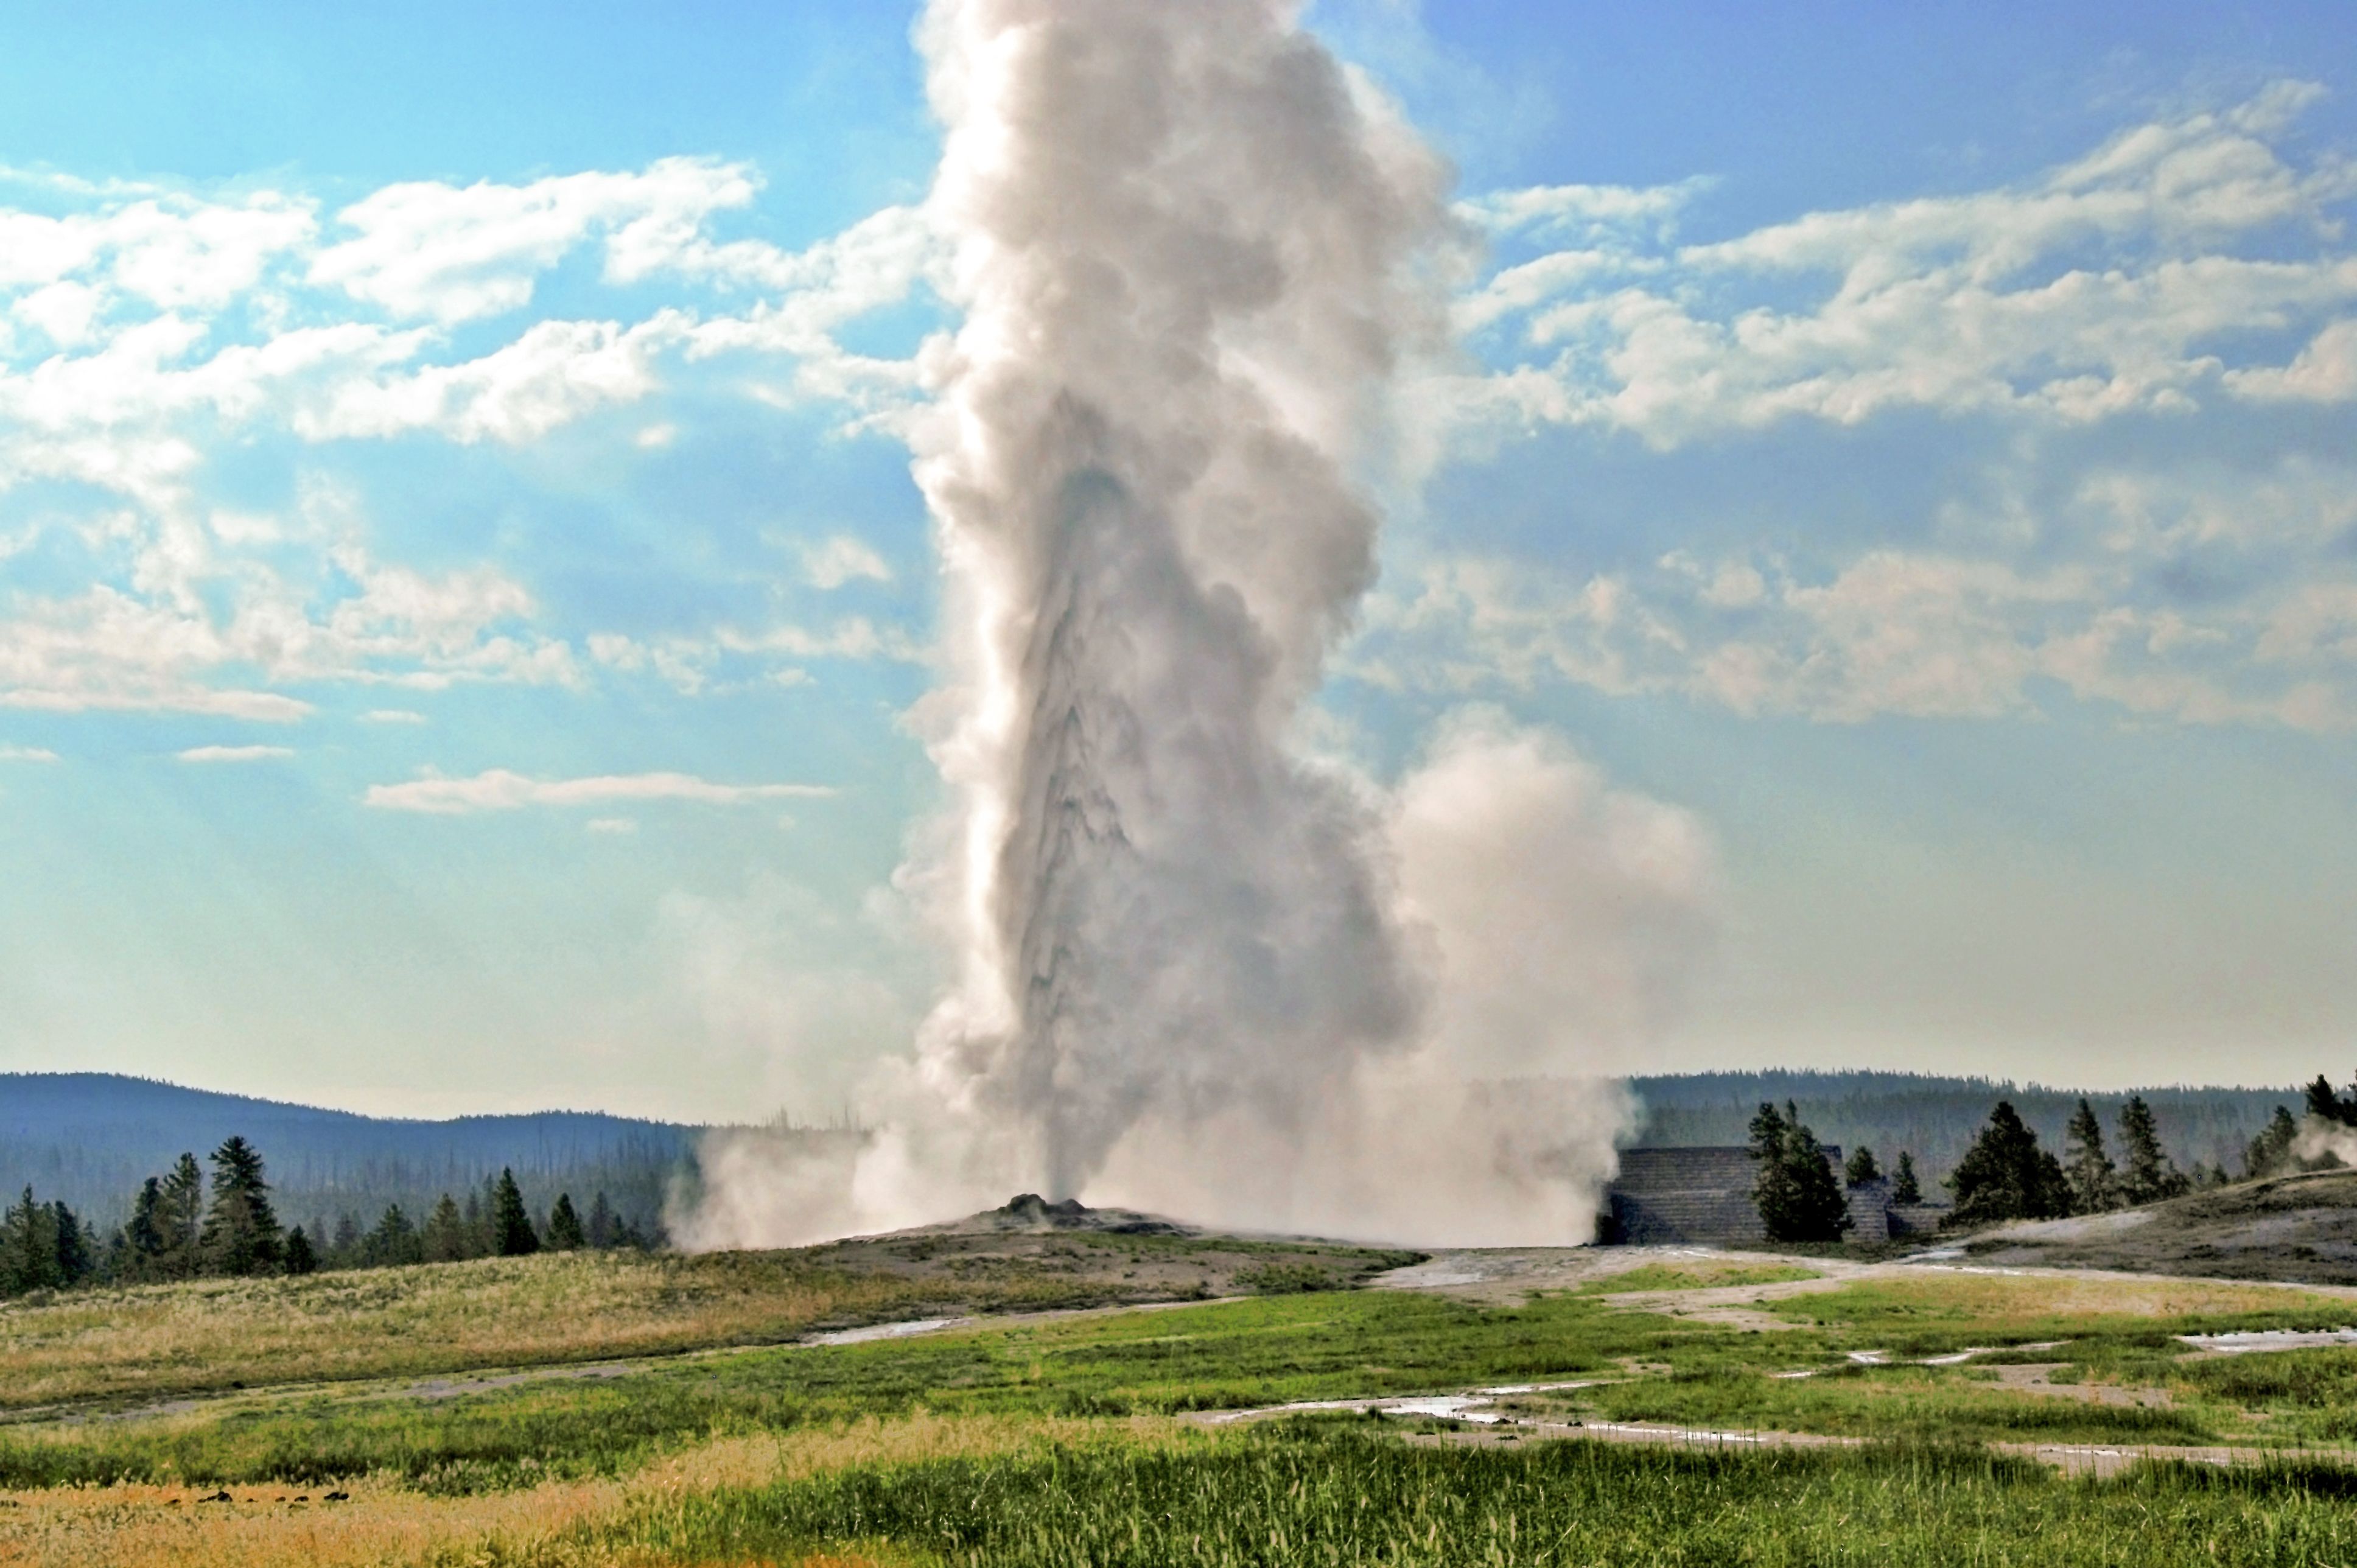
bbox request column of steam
[897,0,1449,1209]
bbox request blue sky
[2,1,2353,1119]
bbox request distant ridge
[0,1072,707,1234]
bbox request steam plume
[681,0,1715,1248]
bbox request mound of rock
[973,1192,1193,1236]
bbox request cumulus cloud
[0,157,940,724]
[0,744,58,761]
[310,159,758,323]
[801,535,893,589]
[360,709,427,724]
[363,768,834,814]
[1435,83,2357,449]
[178,743,293,762]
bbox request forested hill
[0,1073,706,1237]
[1627,1070,2297,1183]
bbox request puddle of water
[1476,1380,1601,1396]
[1846,1351,1889,1365]
[2178,1328,2357,1354]
[807,1318,961,1346]
[1382,1396,1502,1424]
[1771,1370,1818,1380]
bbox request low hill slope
[1963,1169,2357,1284]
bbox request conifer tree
[200,1136,283,1276]
[2062,1097,2118,1214]
[366,1204,422,1267]
[1748,1102,1796,1233]
[1891,1151,1922,1206]
[156,1153,204,1278]
[2,1188,61,1295]
[50,1202,92,1286]
[1749,1102,1852,1242]
[491,1169,540,1256]
[1843,1146,1881,1186]
[331,1212,362,1264]
[124,1177,167,1279]
[469,1181,498,1255]
[2246,1105,2299,1178]
[545,1193,585,1251]
[586,1191,617,1249]
[284,1227,318,1276]
[2117,1096,2190,1206]
[422,1194,470,1263]
[2304,1074,2356,1127]
[1949,1101,2072,1223]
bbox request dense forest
[1626,1070,2297,1183]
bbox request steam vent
[1602,1147,1938,1245]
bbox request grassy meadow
[10,1241,2357,1564]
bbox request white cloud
[585,816,639,834]
[1357,530,2357,733]
[0,744,58,761]
[178,743,293,762]
[360,709,427,724]
[802,535,893,589]
[364,768,835,814]
[310,159,757,324]
[301,313,687,445]
[1438,84,2357,449]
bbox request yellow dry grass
[0,1413,1175,1568]
[1855,1269,2352,1321]
[0,1253,944,1411]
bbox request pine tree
[2062,1097,2118,1214]
[2246,1105,2299,1179]
[1748,1102,1797,1236]
[124,1177,167,1280]
[366,1205,422,1267]
[1749,1102,1852,1243]
[1843,1147,1881,1186]
[1891,1151,1922,1206]
[492,1169,540,1256]
[2304,1075,2355,1127]
[468,1182,496,1256]
[50,1202,92,1286]
[422,1194,470,1263]
[1949,1101,2072,1224]
[2,1188,61,1295]
[586,1191,617,1250]
[1782,1114,1854,1242]
[284,1227,319,1276]
[200,1136,284,1276]
[545,1194,585,1251]
[156,1154,204,1278]
[331,1211,362,1264]
[2117,1096,2190,1206]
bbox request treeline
[1631,1071,2287,1185]
[1742,1091,2221,1242]
[0,1073,695,1233]
[1,1134,656,1300]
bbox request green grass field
[9,1241,2357,1566]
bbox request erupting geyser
[684,0,1717,1249]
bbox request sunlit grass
[1575,1262,1821,1293]
[567,1423,2357,1568]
